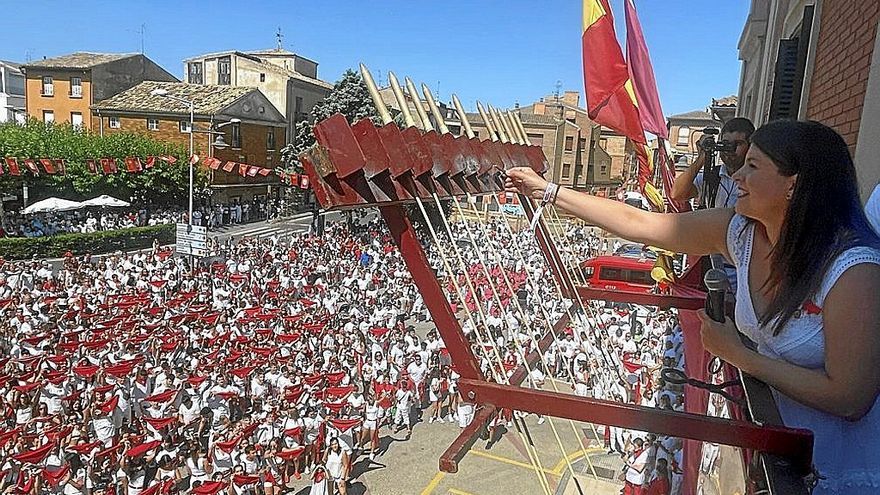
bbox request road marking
[551,447,604,475]
[420,471,446,495]
[469,449,558,475]
[448,489,478,495]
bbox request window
[179,120,192,133]
[70,112,82,128]
[600,138,608,148]
[600,165,608,173]
[259,73,266,82]
[43,110,54,123]
[598,267,653,285]
[70,77,82,98]
[677,126,690,146]
[42,76,53,96]
[294,96,304,122]
[109,116,120,129]
[188,62,203,84]
[564,136,574,151]
[218,56,231,85]
[527,133,544,146]
[267,128,276,150]
[579,137,587,150]
[231,122,241,148]
[562,163,571,178]
[7,72,24,97]
[147,118,159,131]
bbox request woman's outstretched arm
[505,167,734,257]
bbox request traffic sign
[176,223,208,257]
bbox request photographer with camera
[670,118,755,209]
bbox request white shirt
[866,184,880,235]
[693,166,737,208]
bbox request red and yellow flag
[582,0,646,145]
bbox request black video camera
[698,127,737,153]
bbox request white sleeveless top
[727,214,880,493]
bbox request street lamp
[150,87,239,225]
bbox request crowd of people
[0,209,688,495]
[1,208,183,238]
[1,194,294,239]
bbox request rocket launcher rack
[298,64,814,493]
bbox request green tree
[281,69,380,174]
[0,119,208,227]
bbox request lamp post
[150,88,239,227]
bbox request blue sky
[2,1,749,116]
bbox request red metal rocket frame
[299,112,814,491]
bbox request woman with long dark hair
[506,120,880,494]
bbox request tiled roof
[24,52,137,69]
[667,109,718,122]
[712,95,738,107]
[92,81,254,116]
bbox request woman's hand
[696,309,748,365]
[504,167,548,200]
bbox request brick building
[91,81,286,204]
[376,86,628,191]
[738,0,880,200]
[22,52,177,128]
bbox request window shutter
[769,6,814,120]
[769,40,800,120]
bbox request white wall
[854,21,880,203]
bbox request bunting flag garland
[3,153,278,184]
[100,158,117,174]
[204,157,222,170]
[4,157,21,175]
[39,158,56,174]
[24,159,40,175]
[124,157,142,173]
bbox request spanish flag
[582,0,645,145]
